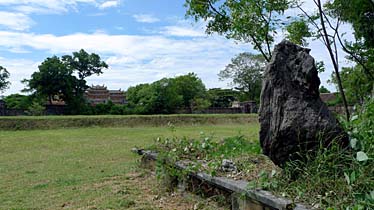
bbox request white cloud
[99,0,119,9]
[0,11,34,31]
[0,0,97,14]
[133,14,160,23]
[161,26,206,37]
[0,30,248,95]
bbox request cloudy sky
[0,0,351,95]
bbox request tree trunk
[317,0,350,121]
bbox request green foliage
[319,85,331,94]
[126,73,207,114]
[23,50,108,114]
[329,0,374,48]
[330,65,373,104]
[219,53,265,102]
[26,101,45,116]
[173,73,207,110]
[192,97,211,111]
[345,99,374,157]
[207,88,239,108]
[23,56,76,104]
[184,0,291,61]
[62,49,108,81]
[3,94,32,109]
[152,133,261,185]
[0,66,10,93]
[285,19,311,46]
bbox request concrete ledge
[133,149,310,210]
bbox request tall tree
[327,0,374,80]
[23,56,76,104]
[185,0,355,120]
[185,0,291,62]
[0,66,10,93]
[62,49,108,95]
[126,73,208,114]
[219,53,265,102]
[23,50,108,114]
[330,65,373,105]
[173,73,207,110]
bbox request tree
[173,73,207,111]
[185,0,354,120]
[62,49,108,100]
[62,49,108,81]
[126,80,183,114]
[152,78,183,114]
[327,0,374,81]
[185,0,291,62]
[330,65,373,105]
[126,73,208,114]
[207,88,239,108]
[319,86,331,94]
[23,56,76,105]
[23,50,108,114]
[219,53,265,102]
[0,66,10,93]
[3,94,32,109]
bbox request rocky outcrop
[259,40,348,167]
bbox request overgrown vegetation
[150,100,373,209]
[253,99,374,209]
[151,130,276,194]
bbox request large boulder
[259,40,348,167]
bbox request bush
[25,102,45,116]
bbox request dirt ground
[119,168,230,210]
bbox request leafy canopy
[126,73,208,114]
[0,66,10,93]
[185,0,291,61]
[219,53,265,102]
[23,49,108,113]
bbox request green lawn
[0,123,259,209]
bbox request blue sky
[0,0,349,95]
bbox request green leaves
[0,65,10,93]
[127,73,207,114]
[356,151,369,162]
[285,19,311,46]
[23,49,108,114]
[185,0,292,61]
[218,53,265,102]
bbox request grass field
[0,123,259,209]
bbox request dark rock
[259,40,348,166]
[221,159,237,172]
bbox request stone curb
[132,149,310,210]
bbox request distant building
[231,101,257,113]
[85,85,126,106]
[320,93,337,104]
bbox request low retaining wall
[135,149,310,210]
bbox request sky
[0,0,352,96]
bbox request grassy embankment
[0,116,259,209]
[0,114,257,130]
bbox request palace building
[85,85,126,106]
